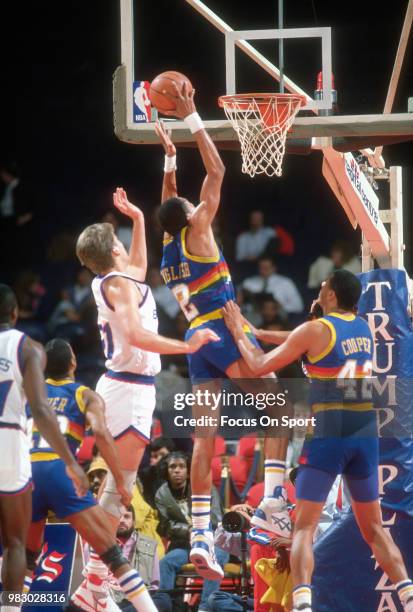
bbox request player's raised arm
[163,82,225,227]
[155,120,178,203]
[22,339,88,496]
[113,187,147,281]
[106,275,219,354]
[82,388,131,507]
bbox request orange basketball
[149,71,193,114]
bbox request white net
[219,93,306,177]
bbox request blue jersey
[30,378,88,461]
[160,227,235,328]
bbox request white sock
[191,495,211,530]
[85,548,108,583]
[293,584,312,609]
[264,459,286,498]
[396,580,413,610]
[3,607,21,611]
[23,574,33,593]
[118,569,157,611]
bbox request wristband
[184,112,204,134]
[164,155,177,173]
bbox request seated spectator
[131,480,165,560]
[307,240,361,290]
[87,455,109,497]
[235,287,262,328]
[108,505,171,611]
[235,211,276,263]
[258,296,286,326]
[48,268,94,339]
[155,452,228,611]
[139,437,176,508]
[242,257,304,315]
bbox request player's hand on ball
[223,301,243,334]
[113,187,144,221]
[161,81,196,119]
[187,328,220,353]
[66,463,89,497]
[155,120,176,156]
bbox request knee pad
[100,544,128,572]
[100,469,136,519]
[26,549,40,572]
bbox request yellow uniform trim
[265,467,285,473]
[163,236,173,246]
[46,378,74,386]
[328,312,356,321]
[31,452,60,462]
[312,402,373,413]
[181,227,220,263]
[75,385,89,414]
[190,306,251,333]
[307,318,337,364]
[128,585,147,598]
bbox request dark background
[1,0,412,275]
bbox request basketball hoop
[218,93,307,177]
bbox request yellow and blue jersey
[161,227,259,381]
[28,378,96,521]
[298,312,379,500]
[30,378,88,461]
[161,227,235,327]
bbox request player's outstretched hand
[113,187,144,222]
[161,81,196,119]
[187,328,220,353]
[222,301,244,335]
[66,462,89,497]
[155,120,176,156]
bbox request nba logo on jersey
[133,80,152,122]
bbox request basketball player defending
[0,285,88,610]
[73,189,218,605]
[222,270,413,612]
[155,84,291,580]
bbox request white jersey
[92,272,161,376]
[0,328,27,429]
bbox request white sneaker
[71,575,121,611]
[189,529,224,581]
[250,488,292,536]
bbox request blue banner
[313,269,413,611]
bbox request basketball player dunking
[222,270,413,612]
[71,189,218,608]
[155,84,292,580]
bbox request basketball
[149,70,193,114]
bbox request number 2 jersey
[91,271,161,376]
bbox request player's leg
[189,379,224,580]
[0,488,32,606]
[348,475,413,611]
[226,357,291,535]
[290,465,338,612]
[68,506,157,612]
[24,518,46,594]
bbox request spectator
[13,270,47,342]
[87,455,108,497]
[235,211,276,263]
[258,296,285,326]
[155,452,228,611]
[93,505,167,612]
[242,257,304,315]
[101,209,133,250]
[307,240,361,290]
[235,288,262,328]
[48,268,94,339]
[139,437,176,508]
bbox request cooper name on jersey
[341,336,372,356]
